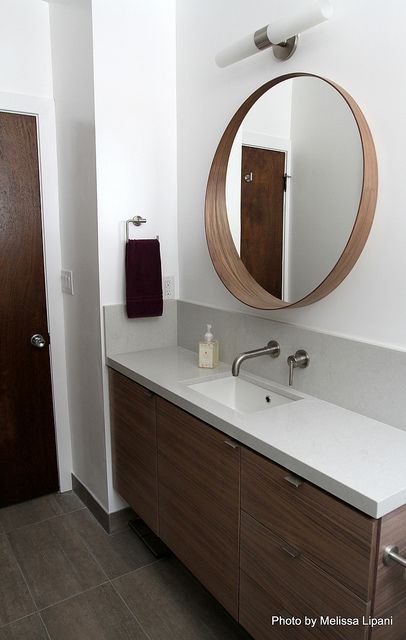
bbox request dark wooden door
[240,146,285,298]
[0,111,59,507]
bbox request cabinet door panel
[157,397,240,619]
[109,370,158,533]
[240,512,370,640]
[241,447,377,600]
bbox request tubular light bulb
[215,0,332,68]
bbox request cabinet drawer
[240,572,322,640]
[157,397,240,619]
[109,370,158,533]
[241,447,378,600]
[240,512,370,640]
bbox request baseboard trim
[71,474,135,534]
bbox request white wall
[176,0,406,351]
[49,0,109,510]
[0,0,53,97]
[288,77,363,301]
[92,0,178,307]
[91,0,178,512]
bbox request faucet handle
[287,350,310,386]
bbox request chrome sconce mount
[254,27,298,62]
[215,0,332,68]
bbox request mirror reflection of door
[225,76,364,304]
[240,145,285,298]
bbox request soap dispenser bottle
[198,324,219,368]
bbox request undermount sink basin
[188,376,300,414]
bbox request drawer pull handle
[143,390,154,398]
[383,545,406,579]
[281,545,301,559]
[284,474,303,488]
[224,439,238,449]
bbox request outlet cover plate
[163,276,175,299]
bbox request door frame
[0,91,72,492]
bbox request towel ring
[125,216,159,242]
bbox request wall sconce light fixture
[215,0,332,67]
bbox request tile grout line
[73,514,159,640]
[1,506,108,630]
[4,505,98,619]
[1,499,159,636]
[109,558,161,583]
[0,611,34,630]
[68,505,162,585]
[38,580,111,615]
[109,580,155,640]
[70,510,162,640]
[38,612,53,640]
[0,578,112,630]
[2,506,86,535]
[6,533,40,617]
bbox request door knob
[31,334,46,348]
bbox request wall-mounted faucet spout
[232,340,280,376]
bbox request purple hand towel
[125,239,163,318]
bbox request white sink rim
[187,374,301,414]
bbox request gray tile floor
[0,493,251,639]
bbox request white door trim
[0,91,72,492]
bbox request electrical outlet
[163,276,175,299]
[61,269,74,295]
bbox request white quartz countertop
[107,346,406,519]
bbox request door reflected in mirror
[225,76,363,303]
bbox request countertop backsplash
[103,299,406,432]
[177,301,406,432]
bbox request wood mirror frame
[205,73,378,309]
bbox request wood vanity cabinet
[109,370,240,620]
[240,448,375,639]
[109,370,159,533]
[109,369,406,640]
[156,397,240,619]
[239,447,406,640]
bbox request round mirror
[205,74,377,309]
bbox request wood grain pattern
[369,595,406,640]
[205,73,378,309]
[372,503,406,616]
[240,572,302,640]
[0,112,58,506]
[240,512,370,640]
[109,370,158,533]
[241,447,378,600]
[156,397,240,619]
[240,146,285,297]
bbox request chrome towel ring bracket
[125,215,159,242]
